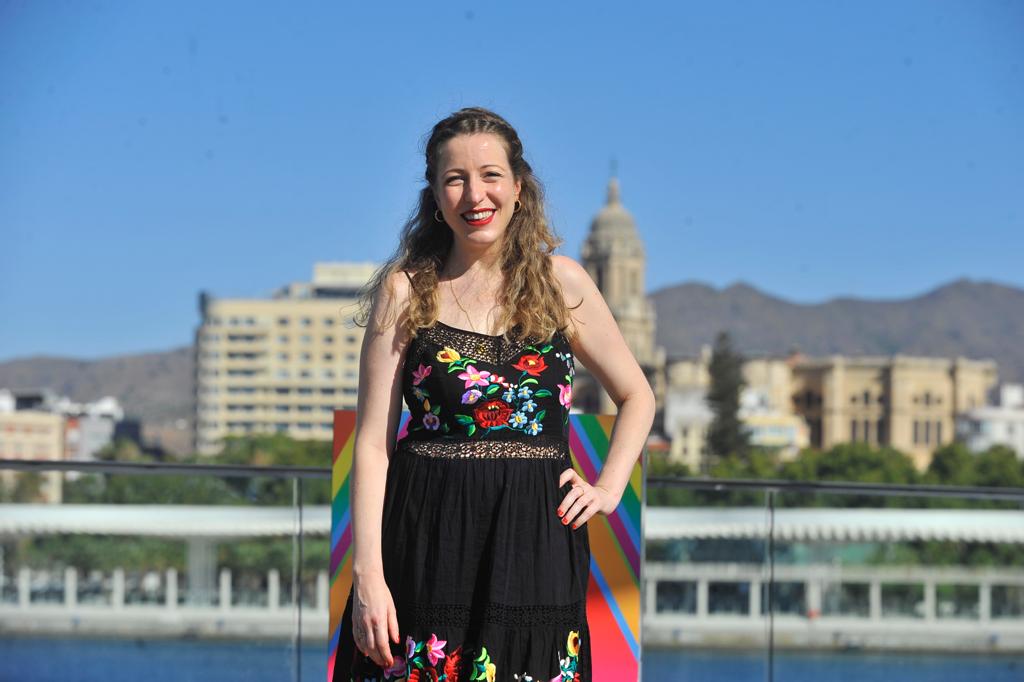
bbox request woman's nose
[464,177,486,205]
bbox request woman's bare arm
[551,255,656,523]
[349,270,411,666]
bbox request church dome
[589,178,639,237]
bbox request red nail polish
[562,517,568,525]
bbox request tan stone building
[570,179,1000,471]
[0,410,65,503]
[193,263,376,455]
[791,355,998,469]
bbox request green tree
[974,445,1024,489]
[926,443,976,487]
[706,331,748,465]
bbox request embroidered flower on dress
[423,413,441,430]
[412,363,433,385]
[458,364,492,389]
[557,384,572,409]
[513,353,548,376]
[384,654,406,678]
[517,386,533,400]
[509,411,528,429]
[525,420,543,436]
[521,399,537,413]
[461,389,483,405]
[424,633,447,666]
[474,400,513,429]
[436,347,461,364]
[566,631,580,657]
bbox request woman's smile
[462,209,495,226]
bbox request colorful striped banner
[328,411,643,681]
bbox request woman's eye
[445,177,463,185]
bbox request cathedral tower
[576,178,659,414]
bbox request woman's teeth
[464,210,494,221]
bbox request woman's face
[434,133,521,252]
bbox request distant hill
[0,346,194,454]
[2,278,1021,456]
[651,278,1024,381]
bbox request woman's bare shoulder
[549,254,592,299]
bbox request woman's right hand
[352,571,400,669]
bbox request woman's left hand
[556,468,619,530]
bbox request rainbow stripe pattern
[328,411,642,681]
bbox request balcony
[1,458,1022,681]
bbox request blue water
[644,649,1024,681]
[0,638,1021,681]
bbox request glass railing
[0,458,330,682]
[2,459,1023,681]
[644,474,1024,681]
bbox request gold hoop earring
[434,209,445,223]
[513,200,522,213]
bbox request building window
[324,335,334,344]
[278,335,289,344]
[924,420,931,444]
[278,317,289,326]
[863,390,871,405]
[913,420,919,444]
[851,395,857,404]
[809,418,822,448]
[298,388,313,395]
[301,335,312,344]
[278,352,289,361]
[923,392,932,407]
[877,418,887,444]
[301,352,312,362]
[863,420,871,443]
[301,317,312,327]
[851,420,858,441]
[935,420,942,443]
[324,318,335,326]
[346,335,357,344]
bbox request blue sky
[1,0,1022,361]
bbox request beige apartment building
[0,410,65,503]
[193,263,377,455]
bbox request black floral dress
[334,321,591,682]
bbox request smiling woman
[334,108,655,682]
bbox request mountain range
[1,278,1021,454]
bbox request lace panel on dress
[407,600,585,629]
[399,438,567,460]
[416,324,555,366]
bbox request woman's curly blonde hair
[357,107,573,343]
